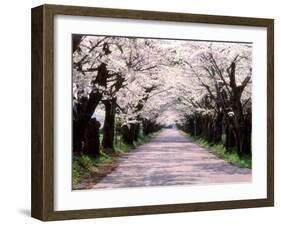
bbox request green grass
[72,152,114,185]
[180,131,251,169]
[73,130,162,186]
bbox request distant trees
[72,36,252,158]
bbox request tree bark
[224,121,236,150]
[243,110,252,155]
[121,123,134,145]
[102,98,116,150]
[133,123,140,141]
[73,92,102,153]
[84,118,101,157]
[227,62,251,156]
[72,35,83,53]
[213,113,223,143]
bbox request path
[92,129,251,189]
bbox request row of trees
[176,43,252,156]
[73,35,253,158]
[72,35,167,157]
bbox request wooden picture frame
[31,4,274,221]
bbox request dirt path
[91,129,251,189]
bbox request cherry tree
[73,35,127,154]
[72,35,169,151]
[177,41,252,155]
[72,34,253,157]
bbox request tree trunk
[233,111,251,156]
[197,116,202,136]
[73,92,102,153]
[133,123,140,141]
[225,61,251,156]
[121,123,135,145]
[84,118,101,157]
[242,111,252,155]
[142,119,150,135]
[232,98,245,156]
[72,35,84,53]
[202,116,209,140]
[73,119,88,153]
[224,122,236,150]
[207,117,214,142]
[213,113,223,143]
[102,98,116,150]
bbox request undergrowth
[180,131,251,169]
[72,130,162,186]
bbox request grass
[72,153,114,185]
[72,130,162,187]
[180,130,252,169]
